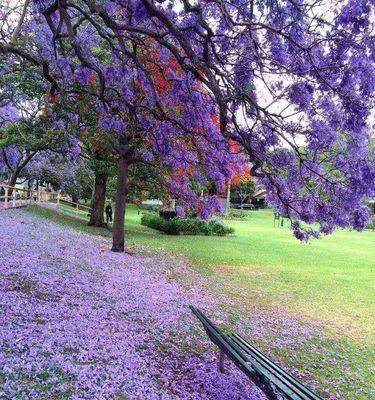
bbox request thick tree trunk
[6,152,37,196]
[111,152,128,252]
[71,192,79,204]
[88,171,107,227]
[8,172,18,187]
[7,170,20,197]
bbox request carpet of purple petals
[1,209,329,399]
[0,200,28,210]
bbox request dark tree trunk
[8,172,18,187]
[4,151,36,197]
[7,170,19,197]
[88,171,107,227]
[71,192,79,204]
[111,151,128,252]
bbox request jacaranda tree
[0,57,75,191]
[1,0,374,249]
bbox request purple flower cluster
[0,105,19,128]
[2,0,374,238]
[0,210,265,399]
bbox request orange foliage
[230,164,252,188]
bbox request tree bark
[88,170,107,227]
[71,192,79,204]
[7,170,20,197]
[8,171,19,188]
[111,152,128,252]
[6,151,37,196]
[10,0,30,44]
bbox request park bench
[274,212,291,228]
[190,306,324,400]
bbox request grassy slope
[128,207,374,341]
[34,202,375,340]
[28,203,375,399]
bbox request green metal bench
[190,306,324,400]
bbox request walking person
[105,203,113,224]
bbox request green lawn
[36,202,375,341]
[28,203,375,399]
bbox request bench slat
[192,308,300,399]
[222,332,310,400]
[190,307,325,400]
[191,307,259,371]
[191,307,301,399]
[228,333,323,400]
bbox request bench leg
[251,372,284,400]
[218,350,225,373]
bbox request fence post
[12,188,16,208]
[57,192,60,208]
[4,187,8,209]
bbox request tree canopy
[0,0,374,245]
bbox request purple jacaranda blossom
[0,105,19,128]
[1,0,373,241]
[0,208,370,399]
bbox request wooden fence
[57,197,92,215]
[0,183,95,216]
[0,183,59,210]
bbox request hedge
[366,217,375,230]
[141,213,234,236]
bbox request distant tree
[0,116,70,189]
[233,178,256,209]
[0,57,70,191]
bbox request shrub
[159,209,177,220]
[141,214,234,236]
[366,217,375,230]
